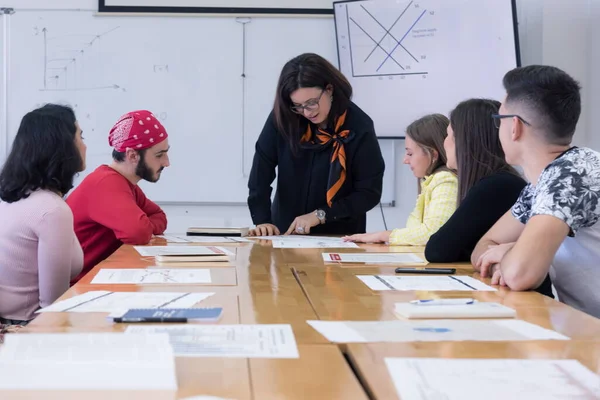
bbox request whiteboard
[101,0,335,14]
[334,0,519,137]
[4,11,398,205]
[0,14,5,162]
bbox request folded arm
[37,206,83,308]
[87,179,159,245]
[497,215,569,291]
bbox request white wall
[589,0,600,152]
[1,0,597,234]
[541,0,591,148]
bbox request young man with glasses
[472,65,600,318]
[247,53,385,236]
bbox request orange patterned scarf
[300,111,354,207]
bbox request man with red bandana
[67,110,170,283]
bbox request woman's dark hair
[406,113,451,176]
[273,53,352,150]
[450,98,520,203]
[0,104,82,203]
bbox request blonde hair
[405,113,451,176]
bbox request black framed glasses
[491,114,531,129]
[291,90,325,114]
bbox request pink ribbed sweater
[0,190,83,320]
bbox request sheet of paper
[323,252,425,264]
[91,269,212,284]
[250,235,346,242]
[394,301,516,319]
[0,333,177,390]
[38,291,214,313]
[357,275,497,291]
[134,246,235,257]
[228,237,254,243]
[126,324,299,358]
[384,358,600,400]
[158,234,236,243]
[272,240,359,249]
[307,320,568,343]
[180,397,235,400]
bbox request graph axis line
[345,4,356,78]
[352,72,428,78]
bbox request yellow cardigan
[389,170,458,246]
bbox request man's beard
[136,157,163,183]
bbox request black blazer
[248,102,385,235]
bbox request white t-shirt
[512,147,600,318]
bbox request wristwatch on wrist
[315,209,326,224]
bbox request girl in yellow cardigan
[343,114,458,245]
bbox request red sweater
[66,165,167,283]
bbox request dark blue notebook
[114,308,222,322]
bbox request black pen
[395,267,456,274]
[113,317,188,323]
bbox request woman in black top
[425,98,553,297]
[247,53,385,236]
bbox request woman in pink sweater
[0,104,86,324]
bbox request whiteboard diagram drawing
[334,0,518,138]
[339,0,433,78]
[36,25,123,92]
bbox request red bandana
[108,110,168,152]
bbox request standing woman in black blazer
[247,53,385,236]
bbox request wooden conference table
[17,237,600,399]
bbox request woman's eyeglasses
[291,90,325,114]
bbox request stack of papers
[134,246,235,262]
[357,275,496,291]
[126,324,299,358]
[307,320,568,343]
[158,235,251,244]
[385,358,600,400]
[91,269,212,284]
[0,333,177,398]
[37,291,214,313]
